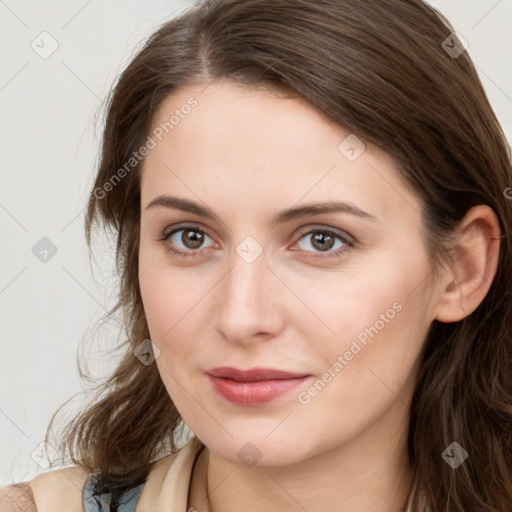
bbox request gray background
[1,0,511,485]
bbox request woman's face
[138,80,440,466]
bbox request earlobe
[434,205,501,324]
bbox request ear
[434,205,501,323]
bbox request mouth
[206,366,311,406]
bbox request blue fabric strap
[82,473,145,512]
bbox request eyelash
[158,224,354,260]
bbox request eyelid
[159,221,214,241]
[295,224,356,245]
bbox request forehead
[140,80,421,224]
[150,81,339,161]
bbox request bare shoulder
[0,466,90,512]
[0,482,36,512]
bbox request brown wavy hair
[45,0,512,510]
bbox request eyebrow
[145,195,378,224]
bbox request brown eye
[179,228,205,249]
[295,228,354,258]
[310,232,336,251]
[161,226,215,257]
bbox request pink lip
[206,366,310,406]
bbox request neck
[190,400,416,512]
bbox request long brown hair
[46,0,512,510]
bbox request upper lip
[206,366,309,382]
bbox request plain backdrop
[1,0,511,486]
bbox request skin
[138,80,500,512]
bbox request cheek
[138,250,221,374]
[139,245,201,334]
[287,247,432,394]
[138,259,204,406]
[283,247,430,342]
[139,265,170,337]
[289,307,428,454]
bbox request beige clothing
[1,437,205,512]
[135,435,205,511]
[3,435,424,511]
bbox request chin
[196,429,315,467]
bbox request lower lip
[207,375,309,406]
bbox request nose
[213,247,286,346]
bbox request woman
[2,0,511,510]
